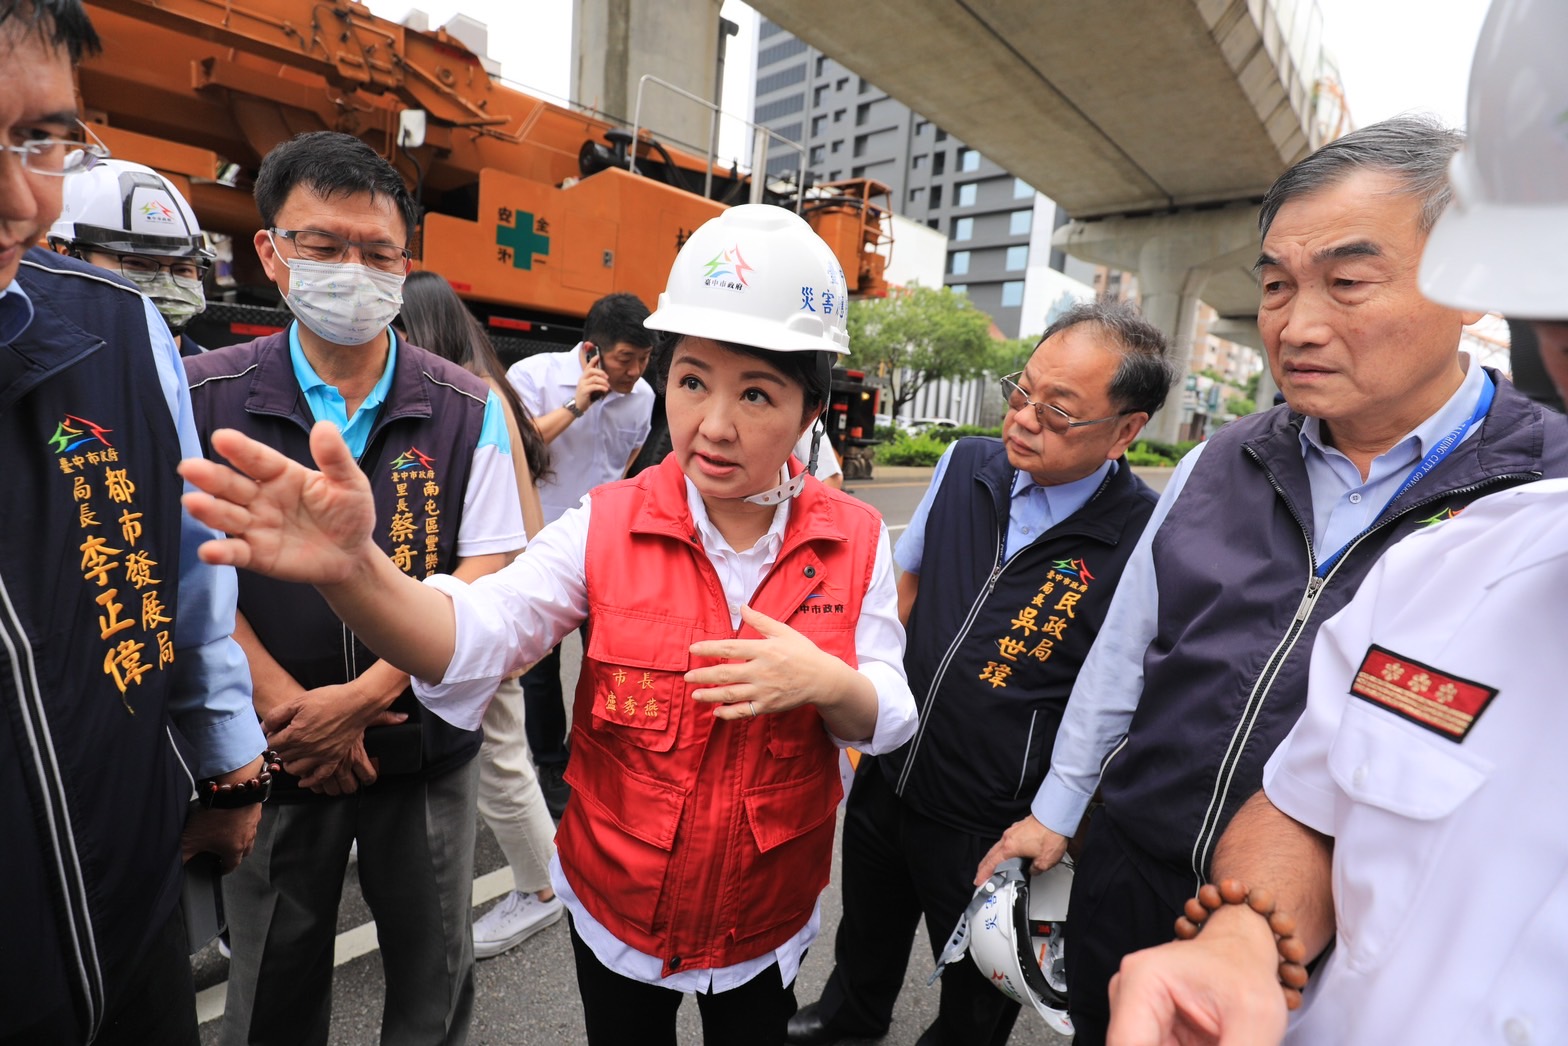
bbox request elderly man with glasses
[974,116,1568,1046]
[0,1,268,1042]
[788,299,1174,1046]
[183,130,526,1046]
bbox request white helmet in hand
[932,858,1074,1036]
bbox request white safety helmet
[647,204,849,505]
[644,203,850,355]
[931,858,1074,1036]
[1418,0,1567,318]
[48,158,214,265]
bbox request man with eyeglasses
[48,157,215,356]
[974,117,1568,1046]
[0,1,269,1042]
[789,300,1173,1046]
[183,130,525,1046]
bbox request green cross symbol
[496,210,550,270]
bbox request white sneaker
[473,890,564,959]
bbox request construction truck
[75,0,889,470]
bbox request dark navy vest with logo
[881,437,1157,837]
[1,251,191,1041]
[1100,381,1568,899]
[184,330,491,798]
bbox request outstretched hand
[179,422,377,585]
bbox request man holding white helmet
[177,201,917,1044]
[791,300,1172,1046]
[1103,2,1568,1043]
[47,157,214,354]
[184,130,524,1046]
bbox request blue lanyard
[1316,373,1495,578]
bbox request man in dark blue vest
[976,116,1568,1045]
[184,131,525,1046]
[0,2,267,1042]
[789,301,1174,1046]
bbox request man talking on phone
[504,292,655,820]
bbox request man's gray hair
[1037,300,1175,417]
[1258,115,1464,239]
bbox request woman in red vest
[181,204,918,1045]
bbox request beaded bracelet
[196,750,283,809]
[1173,878,1310,1010]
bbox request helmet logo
[702,245,752,290]
[138,200,176,225]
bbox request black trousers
[568,916,799,1046]
[521,642,568,767]
[1064,815,1190,1046]
[812,757,1020,1046]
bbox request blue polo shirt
[287,322,510,459]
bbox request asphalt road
[194,462,1174,1045]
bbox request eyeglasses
[269,227,411,273]
[2,121,110,177]
[98,253,207,282]
[999,371,1132,434]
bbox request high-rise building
[752,18,1100,339]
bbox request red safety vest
[558,453,883,976]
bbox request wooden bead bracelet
[1173,877,1310,1010]
[195,749,283,809]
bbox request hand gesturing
[179,422,377,585]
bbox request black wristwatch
[563,397,585,419]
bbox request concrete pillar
[1209,317,1278,411]
[573,0,726,155]
[1054,205,1260,444]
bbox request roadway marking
[195,864,518,1025]
[887,524,907,534]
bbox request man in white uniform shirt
[1102,1,1568,1042]
[506,291,654,815]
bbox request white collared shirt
[1266,478,1568,1045]
[412,480,915,992]
[506,343,655,523]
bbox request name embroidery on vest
[978,556,1095,689]
[387,447,443,578]
[53,413,176,712]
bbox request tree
[846,283,997,418]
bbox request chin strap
[744,457,809,506]
[744,356,834,506]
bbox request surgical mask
[122,269,206,334]
[277,253,405,346]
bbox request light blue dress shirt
[1031,361,1491,834]
[1,279,263,777]
[895,440,1115,573]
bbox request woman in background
[398,270,562,957]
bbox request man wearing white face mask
[47,157,214,355]
[184,131,525,1046]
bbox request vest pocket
[562,726,689,932]
[584,614,692,753]
[731,772,841,942]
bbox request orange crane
[77,0,891,355]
